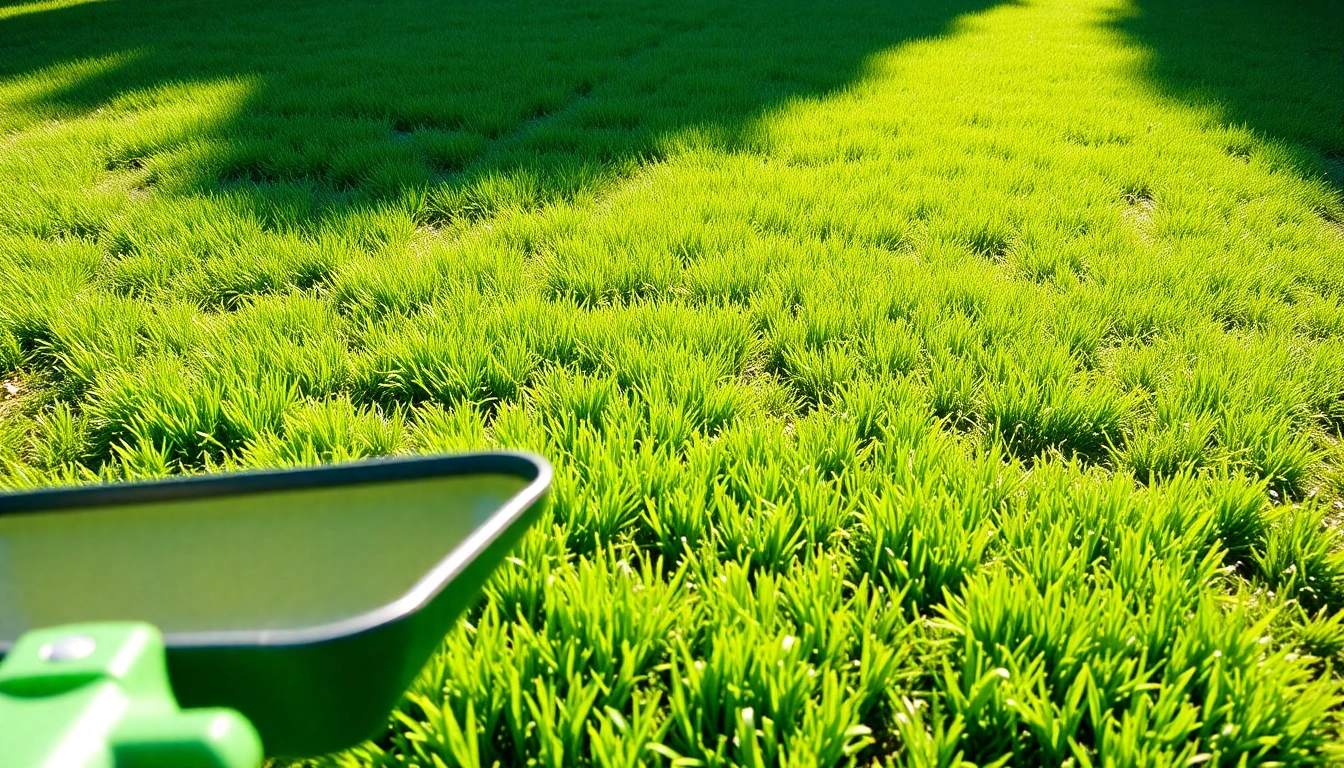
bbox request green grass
[2,0,1344,763]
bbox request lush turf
[3,0,1344,763]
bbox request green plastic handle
[0,622,262,768]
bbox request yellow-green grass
[2,0,1344,763]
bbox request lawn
[2,0,1344,763]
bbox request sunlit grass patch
[2,0,1343,762]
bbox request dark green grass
[0,0,998,230]
[2,0,1344,764]
[1118,0,1344,192]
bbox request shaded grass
[1,0,1344,763]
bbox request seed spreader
[0,452,551,767]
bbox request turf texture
[1,0,1343,763]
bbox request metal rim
[0,451,553,652]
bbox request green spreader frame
[0,451,552,764]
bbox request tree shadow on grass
[0,0,1003,235]
[1112,0,1344,193]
